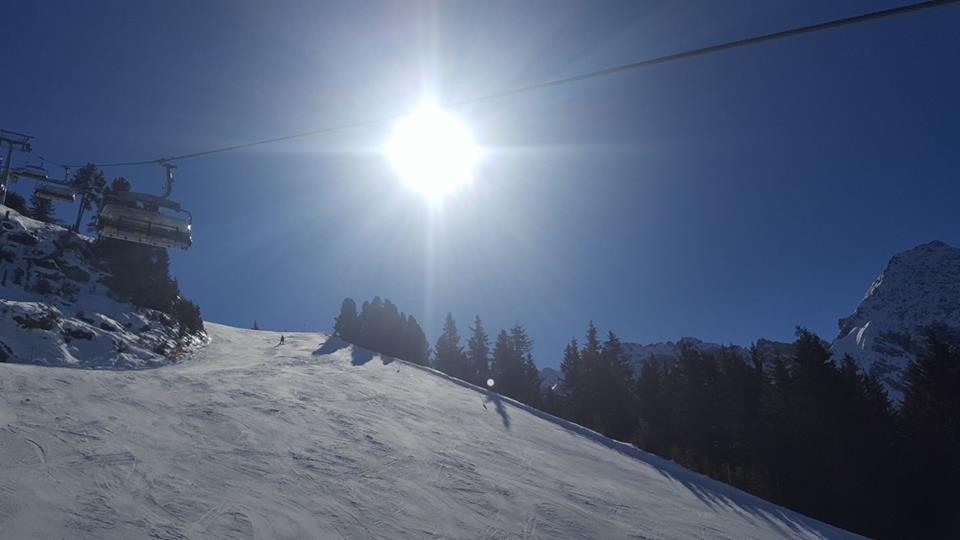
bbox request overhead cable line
[57,0,959,168]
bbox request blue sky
[3,1,959,368]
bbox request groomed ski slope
[0,323,860,539]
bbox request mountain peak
[832,240,960,397]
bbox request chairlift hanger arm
[159,161,176,199]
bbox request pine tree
[490,330,517,396]
[523,353,541,407]
[381,299,403,355]
[488,325,540,405]
[401,314,430,365]
[598,331,636,440]
[70,163,105,232]
[898,332,960,537]
[635,360,667,452]
[357,296,385,350]
[433,313,469,379]
[466,316,490,385]
[333,297,359,341]
[109,177,131,194]
[578,322,603,429]
[510,325,539,404]
[28,191,55,223]
[559,337,585,422]
[559,324,635,440]
[583,321,601,359]
[3,190,28,214]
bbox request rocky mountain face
[0,207,204,368]
[831,241,960,397]
[539,367,561,390]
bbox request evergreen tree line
[334,297,430,365]
[333,299,541,404]
[332,297,959,537]
[548,325,960,539]
[432,313,541,404]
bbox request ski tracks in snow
[0,324,862,539]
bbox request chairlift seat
[34,184,76,203]
[97,203,192,250]
[12,167,48,181]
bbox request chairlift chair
[95,162,193,250]
[97,199,192,250]
[33,183,76,203]
[11,164,48,181]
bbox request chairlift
[11,164,48,181]
[96,162,193,250]
[33,183,76,203]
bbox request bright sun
[384,106,480,201]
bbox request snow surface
[0,323,860,539]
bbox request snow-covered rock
[539,366,561,390]
[0,207,203,368]
[831,241,960,398]
[0,323,860,539]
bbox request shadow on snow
[313,337,392,366]
[312,337,849,538]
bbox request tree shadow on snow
[483,390,511,429]
[313,337,393,366]
[401,362,849,538]
[310,340,840,537]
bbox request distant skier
[279,335,285,345]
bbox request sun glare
[384,106,480,201]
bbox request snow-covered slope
[0,208,202,368]
[0,323,859,539]
[831,241,960,396]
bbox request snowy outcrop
[831,241,960,397]
[0,207,203,368]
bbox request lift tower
[0,130,33,206]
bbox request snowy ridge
[831,241,960,396]
[542,338,793,386]
[0,208,203,368]
[623,338,746,373]
[539,366,561,390]
[0,323,859,539]
[538,339,738,387]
